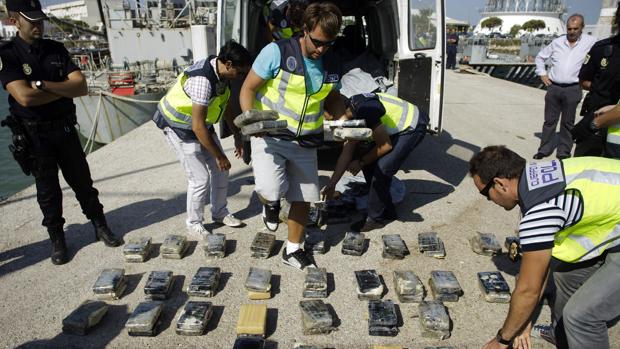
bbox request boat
[71,0,218,147]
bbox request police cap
[6,0,48,22]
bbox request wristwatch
[35,80,45,90]
[496,329,512,345]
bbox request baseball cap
[6,0,48,22]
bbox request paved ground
[1,71,617,349]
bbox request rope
[97,90,160,104]
[83,92,103,154]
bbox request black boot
[91,216,123,247]
[48,228,68,265]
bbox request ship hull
[75,91,165,144]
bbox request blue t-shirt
[252,42,341,94]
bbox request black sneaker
[262,204,279,232]
[282,248,317,270]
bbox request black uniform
[577,35,620,158]
[0,36,104,231]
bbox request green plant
[481,17,503,30]
[509,24,522,37]
[522,19,546,32]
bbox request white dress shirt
[535,33,596,84]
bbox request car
[216,0,446,135]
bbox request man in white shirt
[534,14,596,160]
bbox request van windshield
[409,0,437,51]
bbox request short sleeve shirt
[0,36,79,121]
[182,57,218,106]
[252,42,341,94]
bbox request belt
[551,81,579,88]
[22,117,75,132]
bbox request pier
[1,71,617,348]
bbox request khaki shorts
[251,136,319,203]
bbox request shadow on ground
[0,196,185,278]
[15,304,129,349]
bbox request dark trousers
[446,46,457,69]
[538,84,582,157]
[361,124,426,222]
[26,123,103,231]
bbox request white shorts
[251,136,319,203]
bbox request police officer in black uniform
[0,0,122,265]
[574,2,620,158]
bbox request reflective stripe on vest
[157,72,230,130]
[377,93,417,135]
[254,61,336,137]
[551,157,620,263]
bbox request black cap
[348,93,383,116]
[6,0,48,22]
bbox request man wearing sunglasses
[240,2,345,271]
[469,145,620,349]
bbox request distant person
[263,0,308,41]
[446,27,459,69]
[152,41,251,238]
[575,3,620,159]
[240,2,345,271]
[0,0,122,265]
[470,146,620,349]
[533,14,595,160]
[321,93,428,232]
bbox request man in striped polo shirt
[469,146,620,349]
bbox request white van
[216,0,445,134]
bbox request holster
[1,115,34,176]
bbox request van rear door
[397,0,445,134]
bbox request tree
[481,17,503,31]
[509,24,522,37]
[522,19,546,32]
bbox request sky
[446,0,604,25]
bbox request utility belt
[21,114,77,133]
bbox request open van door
[397,0,445,134]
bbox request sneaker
[282,248,316,270]
[214,214,244,227]
[262,205,279,232]
[531,324,556,345]
[187,223,209,239]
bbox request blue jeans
[361,124,426,222]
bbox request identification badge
[526,160,564,191]
[22,63,32,75]
[601,58,608,68]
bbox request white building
[474,0,566,36]
[43,0,101,28]
[592,0,617,40]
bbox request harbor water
[0,89,33,200]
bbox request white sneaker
[187,223,209,239]
[214,214,244,227]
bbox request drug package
[187,267,221,298]
[355,269,384,301]
[92,268,127,300]
[393,270,425,303]
[62,300,108,335]
[429,270,462,302]
[123,237,152,262]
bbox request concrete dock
[1,71,617,348]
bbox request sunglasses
[479,176,497,199]
[307,33,336,48]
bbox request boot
[48,228,68,265]
[91,216,123,247]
